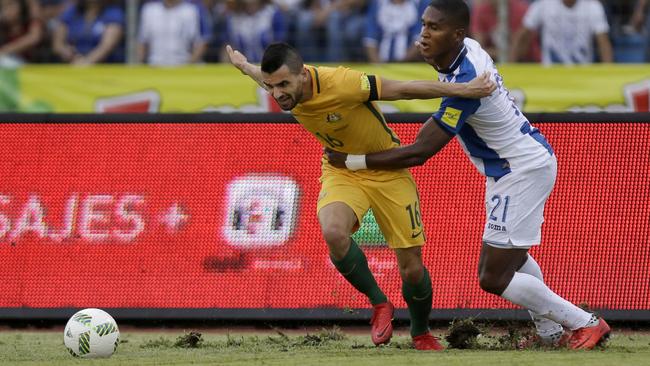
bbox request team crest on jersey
[326,112,342,123]
[441,107,462,129]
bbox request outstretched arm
[325,117,452,170]
[226,45,267,89]
[379,72,495,101]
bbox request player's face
[418,6,464,64]
[262,65,305,111]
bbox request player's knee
[321,226,350,256]
[399,261,424,285]
[478,272,509,295]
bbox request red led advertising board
[0,122,648,316]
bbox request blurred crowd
[0,0,648,66]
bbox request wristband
[345,154,367,171]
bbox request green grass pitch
[1,326,649,366]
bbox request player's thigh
[367,174,425,249]
[478,242,529,278]
[317,171,370,234]
[483,157,557,248]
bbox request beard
[280,88,303,110]
[276,95,296,111]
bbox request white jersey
[434,38,554,180]
[138,0,211,66]
[523,0,609,65]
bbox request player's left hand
[226,45,248,73]
[324,147,347,168]
[462,72,496,98]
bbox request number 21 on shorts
[489,194,510,222]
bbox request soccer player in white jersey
[326,0,611,350]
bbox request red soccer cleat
[568,317,611,350]
[370,302,394,345]
[517,331,572,349]
[412,332,445,351]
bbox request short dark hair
[261,43,304,74]
[428,0,470,29]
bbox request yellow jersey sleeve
[334,66,382,103]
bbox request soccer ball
[63,308,120,358]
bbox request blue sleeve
[271,9,287,42]
[59,4,76,25]
[197,3,213,41]
[102,6,125,26]
[365,0,380,42]
[432,70,481,136]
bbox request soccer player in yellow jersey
[227,42,495,350]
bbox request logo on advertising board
[569,79,650,112]
[95,90,161,113]
[223,174,300,248]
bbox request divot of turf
[446,318,482,349]
[174,331,203,348]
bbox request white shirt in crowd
[138,0,211,66]
[523,0,609,65]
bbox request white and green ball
[63,308,120,358]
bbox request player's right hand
[323,147,347,169]
[463,72,497,98]
[226,45,248,72]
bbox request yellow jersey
[292,65,406,180]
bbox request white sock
[518,255,564,341]
[501,272,592,330]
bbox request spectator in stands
[273,0,302,13]
[201,0,230,62]
[470,0,539,63]
[298,0,369,62]
[363,0,421,63]
[224,0,287,63]
[52,0,124,64]
[35,0,68,62]
[293,0,330,61]
[603,0,647,62]
[510,0,612,65]
[0,0,43,64]
[630,0,650,61]
[325,0,368,61]
[138,0,211,66]
[271,0,302,54]
[630,0,648,33]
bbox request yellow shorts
[317,166,425,249]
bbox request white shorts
[482,155,557,248]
